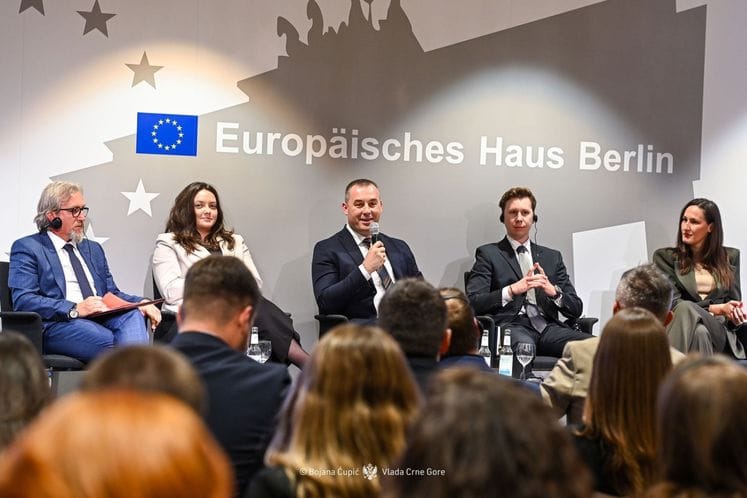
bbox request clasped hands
[363,240,387,274]
[715,300,747,326]
[510,263,558,298]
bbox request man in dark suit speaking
[312,179,422,323]
[466,186,588,361]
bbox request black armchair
[0,261,85,394]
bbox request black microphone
[370,222,380,245]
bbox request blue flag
[136,112,198,156]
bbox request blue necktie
[63,243,94,299]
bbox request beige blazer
[152,233,262,313]
[540,336,685,425]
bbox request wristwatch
[67,305,79,320]
[553,285,563,300]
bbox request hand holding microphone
[363,222,387,274]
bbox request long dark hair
[580,308,672,495]
[675,198,733,288]
[165,182,234,254]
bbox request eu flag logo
[136,112,198,156]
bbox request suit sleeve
[540,342,577,419]
[152,235,186,308]
[234,235,263,289]
[466,246,506,315]
[311,240,373,314]
[547,253,583,320]
[9,239,74,321]
[728,248,741,301]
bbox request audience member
[0,332,50,452]
[0,389,232,498]
[466,186,588,374]
[81,344,205,413]
[654,198,746,357]
[645,355,747,498]
[438,287,492,372]
[153,181,308,366]
[312,179,422,324]
[572,308,673,496]
[171,255,290,496]
[541,264,685,424]
[381,367,592,498]
[8,181,160,362]
[248,324,420,498]
[378,278,451,391]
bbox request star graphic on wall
[19,0,44,15]
[125,52,164,89]
[121,179,160,217]
[77,0,116,37]
[85,223,109,245]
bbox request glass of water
[258,340,272,363]
[515,342,535,381]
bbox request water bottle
[246,326,262,362]
[478,329,491,367]
[498,328,513,377]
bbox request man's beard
[69,229,84,244]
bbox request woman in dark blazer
[653,198,746,357]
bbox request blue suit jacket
[9,232,142,327]
[311,227,422,321]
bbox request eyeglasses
[58,206,90,218]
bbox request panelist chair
[0,261,85,395]
[314,314,349,338]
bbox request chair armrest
[314,314,349,337]
[572,316,598,335]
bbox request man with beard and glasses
[8,181,159,362]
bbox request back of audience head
[81,344,205,414]
[0,389,232,498]
[378,278,450,358]
[615,264,673,323]
[179,255,260,349]
[439,288,480,357]
[382,368,591,498]
[266,324,420,498]
[647,356,747,498]
[582,307,672,495]
[0,332,50,452]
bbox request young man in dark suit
[466,186,589,365]
[312,178,422,323]
[171,255,290,497]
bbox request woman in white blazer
[153,182,309,367]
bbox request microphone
[370,222,380,245]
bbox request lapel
[337,227,365,266]
[77,239,104,295]
[674,260,701,302]
[39,233,67,295]
[497,237,522,280]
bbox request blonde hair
[267,324,420,498]
[0,390,232,498]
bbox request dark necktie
[363,238,393,291]
[63,243,94,299]
[516,245,546,332]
